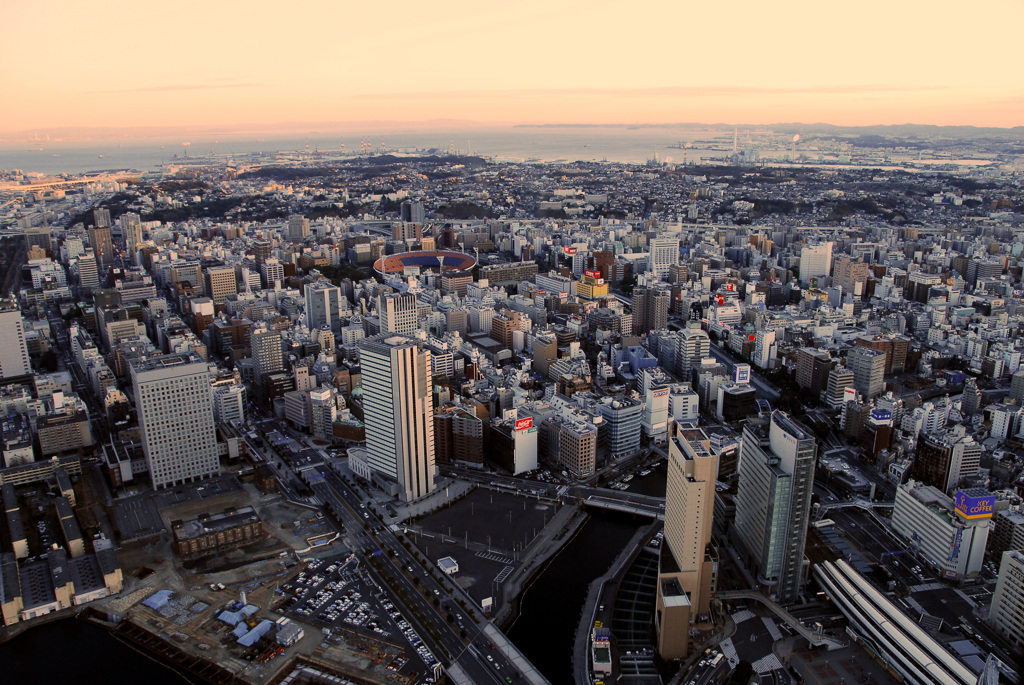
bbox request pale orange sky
[2,0,1022,134]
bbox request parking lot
[405,488,560,606]
[278,554,438,683]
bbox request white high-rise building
[378,292,419,335]
[0,300,30,380]
[989,549,1024,650]
[649,238,680,279]
[358,335,436,502]
[309,387,337,442]
[131,352,219,489]
[799,242,833,286]
[212,384,246,424]
[305,280,341,332]
[753,329,777,370]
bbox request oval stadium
[373,250,477,278]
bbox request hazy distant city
[2,124,1024,685]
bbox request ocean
[0,126,729,176]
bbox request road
[440,465,666,518]
[707,341,781,401]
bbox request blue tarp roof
[237,619,274,647]
[142,590,174,610]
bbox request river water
[505,510,648,684]
[0,618,189,683]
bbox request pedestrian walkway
[719,637,739,668]
[753,653,784,674]
[762,617,783,641]
[732,609,756,624]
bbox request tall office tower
[734,411,816,604]
[656,429,719,660]
[253,239,272,265]
[795,347,834,397]
[988,549,1024,650]
[753,329,777,369]
[1011,370,1024,404]
[204,265,237,304]
[632,286,670,335]
[260,258,284,289]
[287,214,310,241]
[832,256,870,294]
[400,200,425,224]
[903,271,942,303]
[846,346,886,400]
[799,242,832,286]
[675,326,710,379]
[648,237,680,279]
[824,366,855,408]
[131,352,219,489]
[910,427,982,494]
[305,280,341,332]
[120,213,143,256]
[0,300,30,380]
[961,377,981,415]
[309,387,337,442]
[88,226,114,268]
[358,335,436,502]
[532,333,558,377]
[377,292,419,335]
[93,207,111,228]
[76,251,100,290]
[251,325,284,381]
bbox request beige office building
[655,429,718,660]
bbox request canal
[505,509,650,684]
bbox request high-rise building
[846,346,886,400]
[656,429,719,660]
[531,333,558,377]
[648,237,679,279]
[910,427,982,494]
[120,213,143,257]
[287,214,310,241]
[824,366,855,408]
[251,325,284,386]
[734,411,816,603]
[305,280,341,333]
[598,396,643,458]
[358,335,436,502]
[204,265,237,304]
[253,239,272,265]
[675,326,710,379]
[891,482,990,580]
[131,352,219,489]
[795,348,834,397]
[260,258,284,289]
[799,242,832,286]
[212,384,246,424]
[0,300,30,380]
[989,549,1024,650]
[632,286,670,336]
[753,329,776,369]
[903,271,941,303]
[309,387,337,442]
[832,256,870,294]
[88,226,114,268]
[377,292,419,335]
[93,207,111,228]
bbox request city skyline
[3,0,1023,135]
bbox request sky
[2,0,1022,136]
